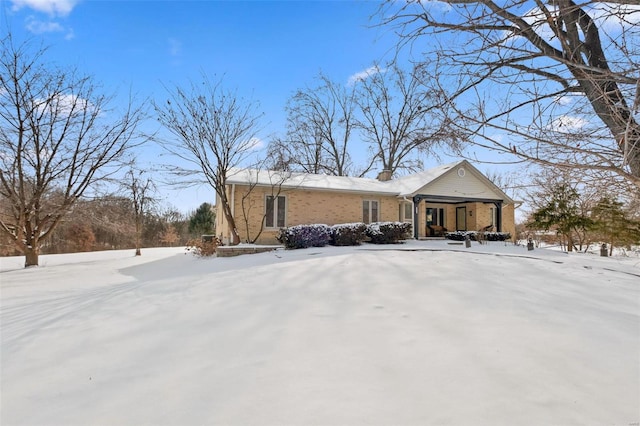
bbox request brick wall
[217,184,517,244]
[229,185,400,244]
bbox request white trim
[265,194,287,229]
[362,199,380,224]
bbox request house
[216,160,516,245]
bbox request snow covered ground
[1,241,639,425]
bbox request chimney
[377,169,392,181]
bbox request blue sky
[3,0,438,212]
[1,0,400,137]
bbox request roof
[390,162,460,196]
[226,160,514,203]
[226,168,400,195]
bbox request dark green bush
[276,224,331,249]
[445,231,511,241]
[330,223,367,246]
[365,222,412,244]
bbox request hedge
[365,222,412,244]
[445,231,512,241]
[276,224,331,249]
[330,223,367,246]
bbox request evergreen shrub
[330,223,367,246]
[445,231,511,241]
[276,224,331,249]
[365,222,412,244]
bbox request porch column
[495,201,503,232]
[413,196,420,239]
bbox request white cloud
[551,115,588,131]
[347,65,386,86]
[34,93,95,118]
[24,16,73,38]
[588,3,640,31]
[11,0,80,16]
[247,137,265,151]
[25,16,63,34]
[554,95,573,106]
[421,0,452,13]
[168,38,182,57]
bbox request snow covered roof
[391,162,460,196]
[226,160,514,203]
[226,168,400,195]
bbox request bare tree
[0,36,146,267]
[154,75,263,245]
[238,162,291,243]
[356,63,462,177]
[267,73,358,176]
[124,167,156,256]
[380,0,640,188]
[159,224,179,247]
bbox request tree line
[0,196,217,257]
[523,169,640,253]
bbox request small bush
[366,222,412,244]
[330,223,367,246]
[276,224,331,249]
[445,231,470,241]
[185,236,221,257]
[484,231,512,241]
[445,231,511,241]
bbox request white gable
[413,164,505,201]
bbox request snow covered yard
[1,242,638,425]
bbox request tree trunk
[609,238,614,256]
[135,219,142,256]
[218,187,240,245]
[24,246,40,267]
[223,206,240,245]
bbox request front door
[456,206,467,231]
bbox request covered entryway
[411,195,504,239]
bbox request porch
[410,195,505,240]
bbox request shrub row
[445,231,512,241]
[276,224,332,249]
[277,222,411,249]
[330,223,368,246]
[365,222,412,245]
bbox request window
[266,195,286,228]
[363,200,379,223]
[426,207,445,227]
[489,207,497,227]
[399,202,413,222]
